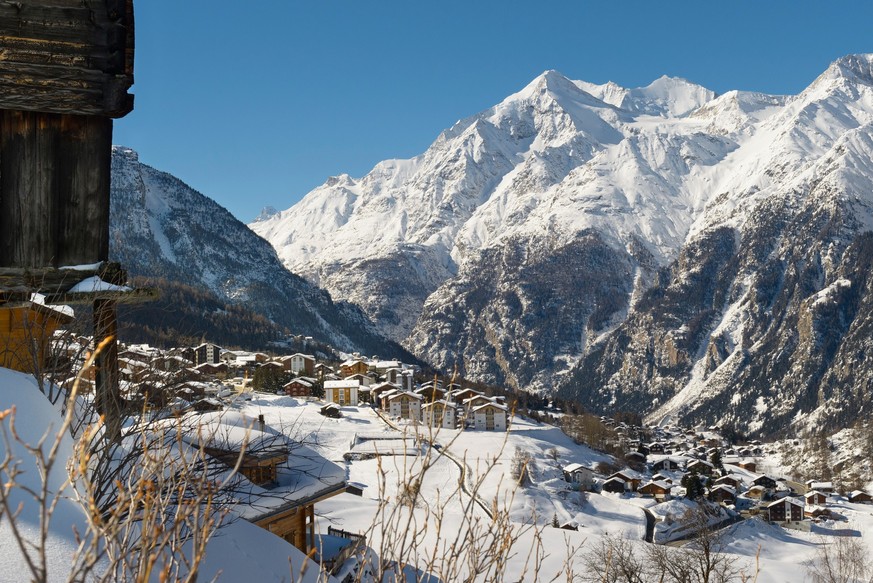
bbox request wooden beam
[93,297,121,439]
[0,1,134,118]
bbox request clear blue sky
[113,0,873,223]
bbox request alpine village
[1,2,873,583]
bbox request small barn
[849,490,873,504]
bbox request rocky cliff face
[109,147,415,359]
[254,55,873,436]
[558,57,873,436]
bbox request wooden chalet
[849,490,873,504]
[184,412,347,554]
[450,388,483,404]
[415,383,447,402]
[805,490,828,506]
[607,470,642,492]
[313,362,332,379]
[686,459,715,476]
[639,480,671,500]
[625,451,647,465]
[714,474,742,489]
[601,477,627,494]
[746,485,767,500]
[752,475,778,490]
[709,485,736,505]
[651,457,684,472]
[370,381,398,406]
[339,359,368,378]
[283,378,313,398]
[737,460,757,472]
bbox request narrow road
[370,407,493,519]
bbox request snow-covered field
[237,394,873,582]
[3,378,873,582]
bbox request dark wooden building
[765,498,804,523]
[0,1,137,434]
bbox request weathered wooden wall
[0,110,112,268]
[0,0,134,117]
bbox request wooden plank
[0,110,112,267]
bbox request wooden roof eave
[0,261,159,305]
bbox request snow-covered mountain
[253,55,873,436]
[109,147,415,359]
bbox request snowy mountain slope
[251,70,717,343]
[256,54,873,434]
[558,55,873,436]
[109,147,415,359]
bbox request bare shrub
[805,535,873,583]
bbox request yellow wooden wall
[0,306,65,374]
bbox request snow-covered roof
[174,411,346,522]
[640,480,672,491]
[766,497,804,508]
[385,391,423,401]
[471,402,508,413]
[324,380,361,389]
[421,399,455,409]
[609,468,643,481]
[67,276,132,294]
[710,485,736,495]
[285,378,313,388]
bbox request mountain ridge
[109,147,418,361]
[253,54,873,436]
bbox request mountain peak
[626,75,716,117]
[518,69,577,97]
[253,206,279,222]
[820,53,873,86]
[111,145,139,162]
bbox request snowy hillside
[254,54,873,436]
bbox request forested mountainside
[109,147,418,362]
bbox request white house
[472,402,508,431]
[422,400,458,429]
[562,463,595,489]
[385,391,423,421]
[323,380,360,407]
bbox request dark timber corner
[0,0,136,437]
